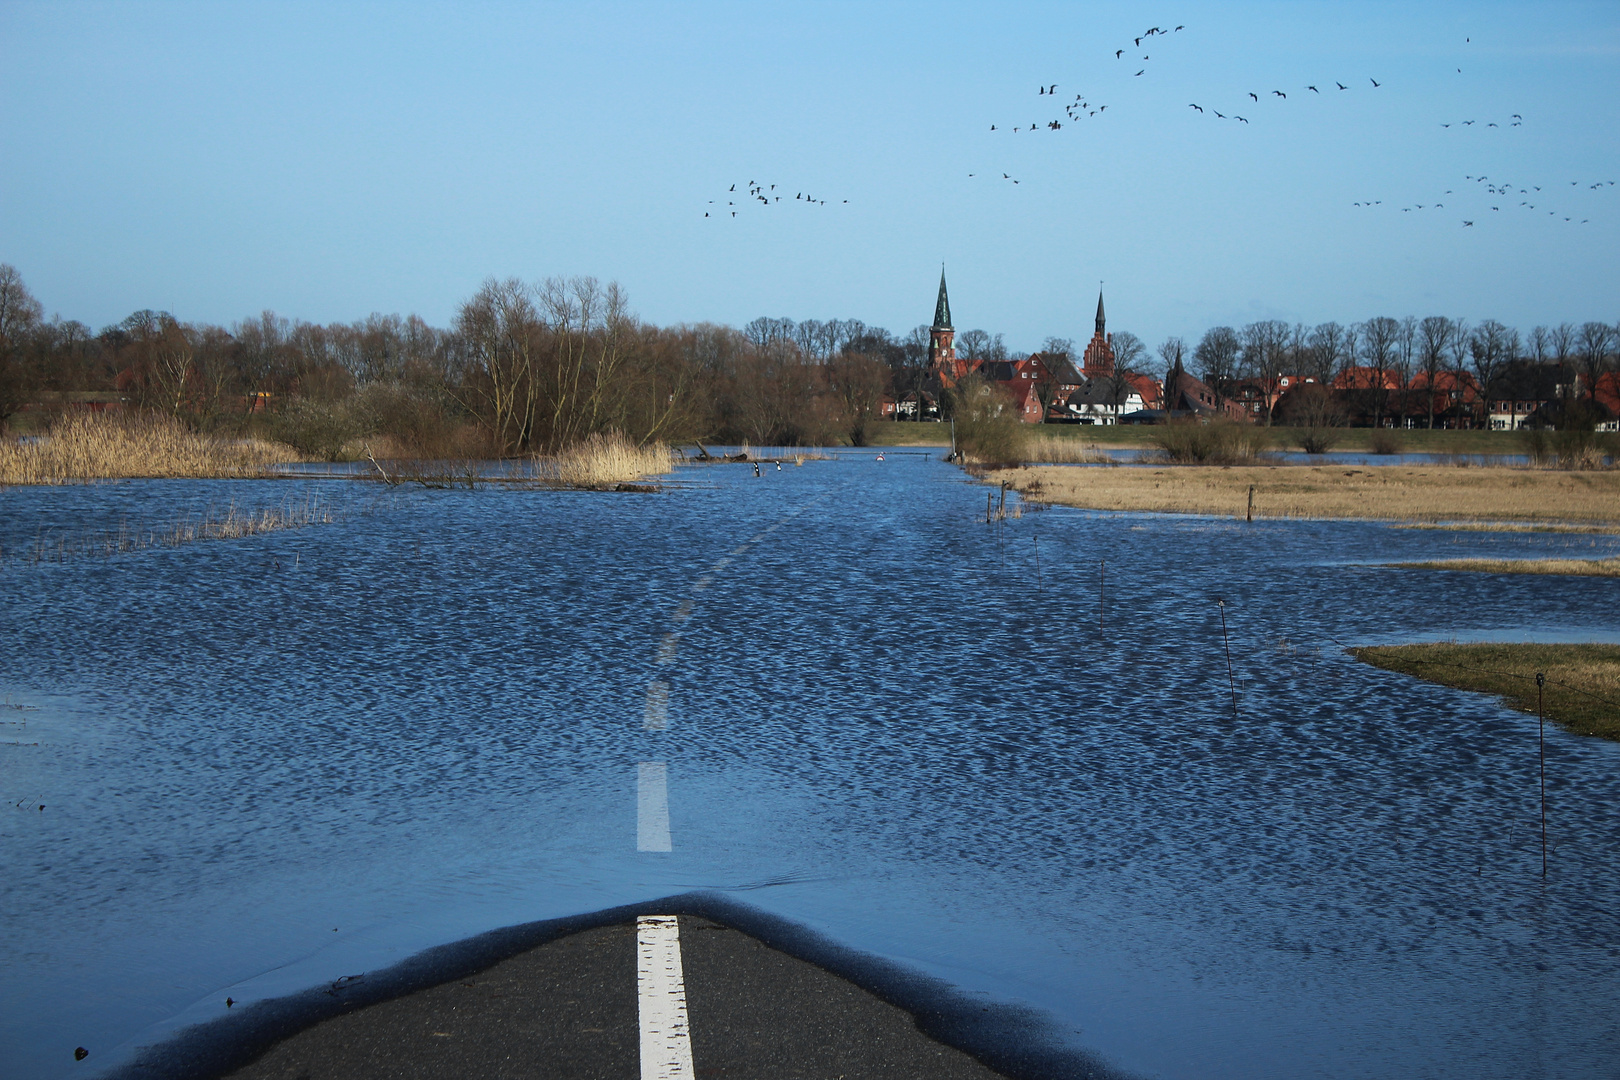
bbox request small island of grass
[1352,642,1620,741]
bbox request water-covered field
[3,456,1618,1079]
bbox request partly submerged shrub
[1522,427,1616,470]
[1151,419,1267,464]
[1369,429,1404,455]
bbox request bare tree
[1417,316,1452,428]
[1358,316,1401,428]
[1446,318,1473,426]
[1303,322,1347,383]
[827,352,890,445]
[1469,320,1518,428]
[0,263,44,426]
[1193,326,1240,394]
[957,329,992,362]
[1240,320,1289,424]
[1577,321,1616,399]
[1527,325,1550,365]
[454,277,541,452]
[1110,330,1147,373]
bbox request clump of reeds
[535,431,675,486]
[1150,420,1268,464]
[1020,434,1114,464]
[1522,427,1616,470]
[0,412,301,485]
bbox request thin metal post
[1218,600,1237,720]
[1099,559,1105,634]
[1537,672,1546,881]
[1034,534,1041,591]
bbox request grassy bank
[1,413,301,485]
[1387,557,1620,577]
[1353,642,1620,741]
[992,463,1620,523]
[866,420,1571,457]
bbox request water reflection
[1,457,1617,1079]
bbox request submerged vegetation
[6,494,337,564]
[1353,642,1620,741]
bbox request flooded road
[3,456,1619,1079]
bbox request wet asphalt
[219,916,1008,1080]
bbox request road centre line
[637,915,694,1080]
[637,763,672,852]
[656,633,679,665]
[643,680,669,731]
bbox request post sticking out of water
[998,484,1006,521]
[987,491,994,524]
[1218,600,1237,719]
[1247,485,1255,522]
[1099,559,1105,635]
[1537,671,1547,881]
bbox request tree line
[1167,317,1618,428]
[3,263,1616,456]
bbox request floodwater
[2,457,1619,1080]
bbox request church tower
[1081,287,1116,377]
[927,268,966,387]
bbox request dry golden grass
[0,412,301,485]
[535,431,675,486]
[1388,557,1620,577]
[993,463,1620,523]
[1353,642,1620,741]
[1019,434,1114,463]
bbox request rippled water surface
[3,457,1619,1079]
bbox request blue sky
[1,1,1616,352]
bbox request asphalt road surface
[221,915,1009,1080]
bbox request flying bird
[1307,85,1319,93]
[1116,49,1124,58]
[1135,69,1145,76]
[1336,82,1347,90]
[1213,110,1225,118]
[1189,103,1203,112]
[1235,115,1248,123]
[1249,92,1258,102]
[1463,221,1473,226]
[1370,78,1381,87]
[1273,90,1286,98]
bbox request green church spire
[933,268,952,330]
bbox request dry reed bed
[538,432,674,485]
[1,413,299,485]
[993,464,1620,524]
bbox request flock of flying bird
[705,180,848,220]
[704,21,1610,235]
[1354,174,1616,227]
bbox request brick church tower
[1081,288,1116,377]
[927,268,969,387]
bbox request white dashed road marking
[637,915,694,1079]
[643,680,669,731]
[637,762,672,852]
[656,633,680,665]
